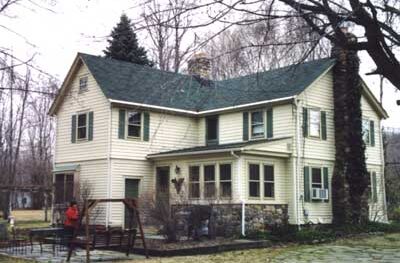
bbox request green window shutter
[88,111,94,141]
[243,112,249,141]
[303,108,308,137]
[372,172,378,203]
[118,109,126,139]
[370,120,375,147]
[143,112,150,141]
[266,108,273,138]
[323,167,329,202]
[321,111,327,140]
[71,115,76,143]
[304,166,311,202]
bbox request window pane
[189,183,200,198]
[264,183,274,198]
[220,182,232,198]
[128,125,141,137]
[249,164,260,180]
[204,165,215,181]
[362,119,370,144]
[206,116,218,141]
[128,111,141,125]
[220,164,231,181]
[204,183,215,198]
[309,110,320,137]
[264,165,274,181]
[189,166,200,181]
[311,168,322,188]
[249,182,260,197]
[79,76,88,90]
[251,111,264,137]
[78,114,87,127]
[251,111,263,123]
[78,127,87,139]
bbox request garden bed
[131,237,272,257]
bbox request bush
[389,208,400,222]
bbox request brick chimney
[188,52,211,79]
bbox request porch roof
[52,164,80,173]
[147,137,291,159]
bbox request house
[49,53,388,234]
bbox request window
[204,165,216,198]
[362,119,370,144]
[77,113,88,140]
[368,171,378,203]
[309,109,321,137]
[219,164,232,198]
[249,164,260,197]
[79,76,88,92]
[264,165,274,198]
[311,168,323,189]
[206,115,218,145]
[54,174,74,204]
[127,111,141,138]
[251,111,264,138]
[189,166,200,198]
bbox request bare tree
[140,0,196,72]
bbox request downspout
[106,104,113,226]
[294,98,301,228]
[379,122,388,222]
[230,150,245,236]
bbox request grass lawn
[0,254,33,263]
[119,233,400,263]
[11,209,50,229]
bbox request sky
[1,0,399,127]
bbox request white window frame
[263,164,275,199]
[309,108,321,138]
[126,111,142,139]
[219,163,232,199]
[250,110,265,139]
[79,76,88,92]
[76,112,89,141]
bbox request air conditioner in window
[312,188,329,200]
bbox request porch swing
[66,198,149,262]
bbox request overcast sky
[1,0,399,127]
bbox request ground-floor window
[249,164,260,197]
[54,173,74,204]
[204,165,216,198]
[189,166,200,198]
[219,164,232,198]
[368,171,378,203]
[264,165,274,198]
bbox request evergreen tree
[104,14,153,66]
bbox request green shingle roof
[147,137,290,157]
[80,53,335,112]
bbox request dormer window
[251,111,264,138]
[79,76,88,92]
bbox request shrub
[389,208,400,222]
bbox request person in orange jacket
[64,200,79,235]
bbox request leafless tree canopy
[140,0,400,90]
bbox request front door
[125,179,139,228]
[156,167,170,208]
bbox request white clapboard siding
[219,112,244,144]
[55,64,109,163]
[111,109,199,160]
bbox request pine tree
[104,14,153,66]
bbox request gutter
[147,147,243,159]
[109,96,295,117]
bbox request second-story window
[206,115,218,145]
[127,111,141,138]
[77,113,88,140]
[251,111,264,138]
[309,109,321,137]
[79,76,88,92]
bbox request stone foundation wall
[172,203,289,237]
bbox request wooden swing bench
[66,198,148,262]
